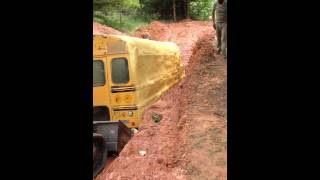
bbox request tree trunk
[183,0,187,18]
[173,0,176,22]
[186,0,190,18]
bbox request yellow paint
[93,35,185,128]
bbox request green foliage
[139,0,170,19]
[93,0,214,33]
[93,0,121,11]
[94,11,149,34]
[123,0,140,9]
[139,0,190,20]
[190,0,213,20]
[93,0,146,33]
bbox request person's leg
[221,23,227,57]
[216,23,222,54]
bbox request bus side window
[93,60,106,87]
[112,58,129,84]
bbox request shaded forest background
[93,0,214,33]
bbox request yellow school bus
[93,34,185,176]
[93,34,184,129]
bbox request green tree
[189,0,213,20]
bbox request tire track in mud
[95,21,223,180]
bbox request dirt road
[94,20,227,180]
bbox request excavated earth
[93,22,123,35]
[94,20,227,180]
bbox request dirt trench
[95,20,226,180]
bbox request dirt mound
[93,22,123,35]
[134,21,170,41]
[135,21,213,68]
[95,20,226,180]
[182,35,227,180]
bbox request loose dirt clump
[134,21,171,41]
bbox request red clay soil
[134,20,213,68]
[181,36,227,180]
[96,20,227,180]
[93,22,123,35]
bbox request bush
[93,11,150,34]
[190,0,213,20]
[93,0,157,34]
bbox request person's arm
[212,1,217,29]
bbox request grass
[94,11,151,34]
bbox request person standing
[212,0,227,58]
